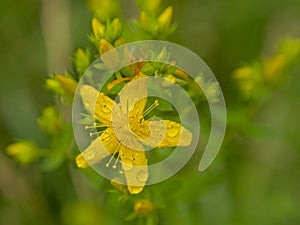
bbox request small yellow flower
[134,199,154,216]
[76,73,192,194]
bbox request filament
[142,100,159,117]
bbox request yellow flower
[76,73,192,194]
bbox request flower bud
[74,48,90,75]
[140,11,150,28]
[134,199,154,216]
[145,0,161,12]
[105,18,122,43]
[157,6,173,34]
[56,75,78,98]
[38,106,62,135]
[6,141,39,164]
[99,39,120,69]
[92,18,105,39]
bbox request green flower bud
[105,18,122,43]
[38,106,62,135]
[74,48,91,75]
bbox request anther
[85,124,107,130]
[89,131,104,137]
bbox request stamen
[142,100,159,117]
[106,150,117,168]
[89,131,104,137]
[101,133,117,142]
[112,153,120,169]
[105,141,121,168]
[85,124,108,129]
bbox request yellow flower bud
[140,11,150,27]
[56,75,78,98]
[99,39,119,69]
[92,18,105,39]
[145,0,161,12]
[99,39,114,55]
[6,141,38,164]
[157,6,173,34]
[45,78,63,95]
[134,199,154,216]
[263,54,286,83]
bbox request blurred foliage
[1,0,300,225]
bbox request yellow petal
[80,85,117,124]
[75,137,111,168]
[76,154,89,168]
[138,120,192,148]
[119,144,148,194]
[119,72,148,118]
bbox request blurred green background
[1,0,300,224]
